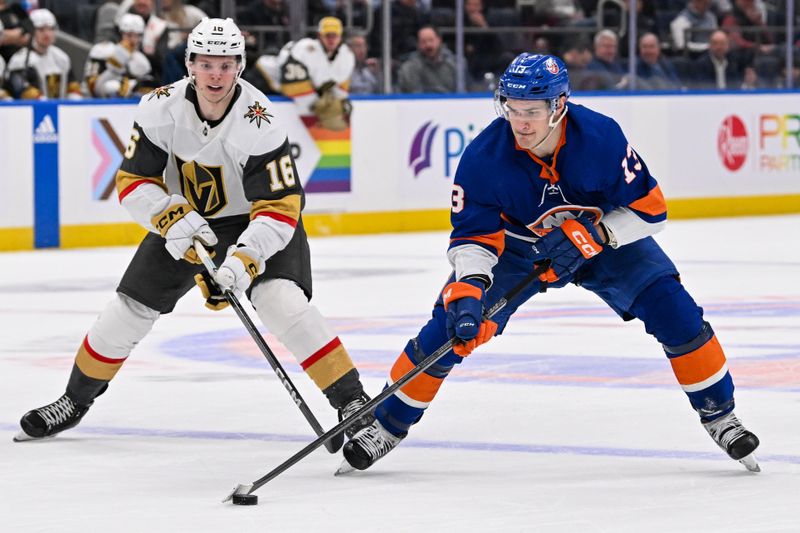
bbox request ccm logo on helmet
[206,40,228,45]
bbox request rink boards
[0,91,798,250]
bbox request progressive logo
[718,115,748,171]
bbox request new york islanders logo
[526,205,603,237]
[244,101,273,128]
[545,58,559,74]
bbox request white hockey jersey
[116,78,304,263]
[83,41,152,98]
[6,44,81,99]
[256,37,354,114]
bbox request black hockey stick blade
[194,241,343,454]
[223,261,550,501]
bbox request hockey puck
[232,494,258,506]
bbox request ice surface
[1,216,798,532]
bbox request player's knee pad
[251,278,328,339]
[630,275,704,347]
[87,292,160,358]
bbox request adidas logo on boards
[33,114,58,144]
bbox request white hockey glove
[213,246,264,300]
[150,194,218,263]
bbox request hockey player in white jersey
[3,9,82,100]
[256,16,354,130]
[83,13,152,98]
[15,18,372,443]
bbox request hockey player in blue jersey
[340,53,761,474]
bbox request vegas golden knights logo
[175,156,227,216]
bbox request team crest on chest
[175,156,228,216]
[244,101,272,128]
[527,205,603,237]
[147,84,174,100]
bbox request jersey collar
[185,83,242,129]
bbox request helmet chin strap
[528,104,568,154]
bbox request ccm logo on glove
[153,203,190,234]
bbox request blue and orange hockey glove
[442,277,498,357]
[531,217,603,285]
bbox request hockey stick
[193,241,343,454]
[223,260,550,502]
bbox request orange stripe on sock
[390,352,444,403]
[669,335,726,386]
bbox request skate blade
[739,453,761,473]
[334,460,356,476]
[12,431,47,442]
[222,483,253,503]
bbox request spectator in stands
[240,0,289,55]
[670,0,719,58]
[560,39,597,90]
[116,0,169,81]
[528,0,587,26]
[693,29,750,89]
[83,14,153,98]
[370,0,428,61]
[721,0,775,57]
[596,0,659,49]
[462,0,512,85]
[96,1,124,43]
[255,16,355,130]
[636,32,682,90]
[586,29,628,89]
[0,21,9,100]
[3,9,82,100]
[397,25,457,94]
[348,30,382,94]
[0,0,30,62]
[159,0,206,83]
[776,54,800,89]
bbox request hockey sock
[251,279,361,407]
[68,293,159,404]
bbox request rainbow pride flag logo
[302,120,351,193]
[90,118,125,200]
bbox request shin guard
[251,279,362,408]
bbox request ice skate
[337,392,374,439]
[336,419,402,475]
[14,393,94,442]
[703,412,761,472]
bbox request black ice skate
[14,393,94,442]
[336,419,402,475]
[703,411,761,472]
[338,392,375,438]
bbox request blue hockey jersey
[449,103,666,263]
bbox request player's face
[191,54,239,104]
[505,98,552,150]
[35,26,56,49]
[320,32,341,54]
[122,32,142,50]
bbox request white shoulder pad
[6,48,29,70]
[88,41,116,60]
[128,52,152,78]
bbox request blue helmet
[496,53,570,111]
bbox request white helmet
[29,8,58,30]
[185,18,245,72]
[118,13,145,35]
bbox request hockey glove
[312,90,349,131]
[194,271,229,311]
[531,217,603,284]
[442,278,498,357]
[151,194,217,263]
[214,246,263,299]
